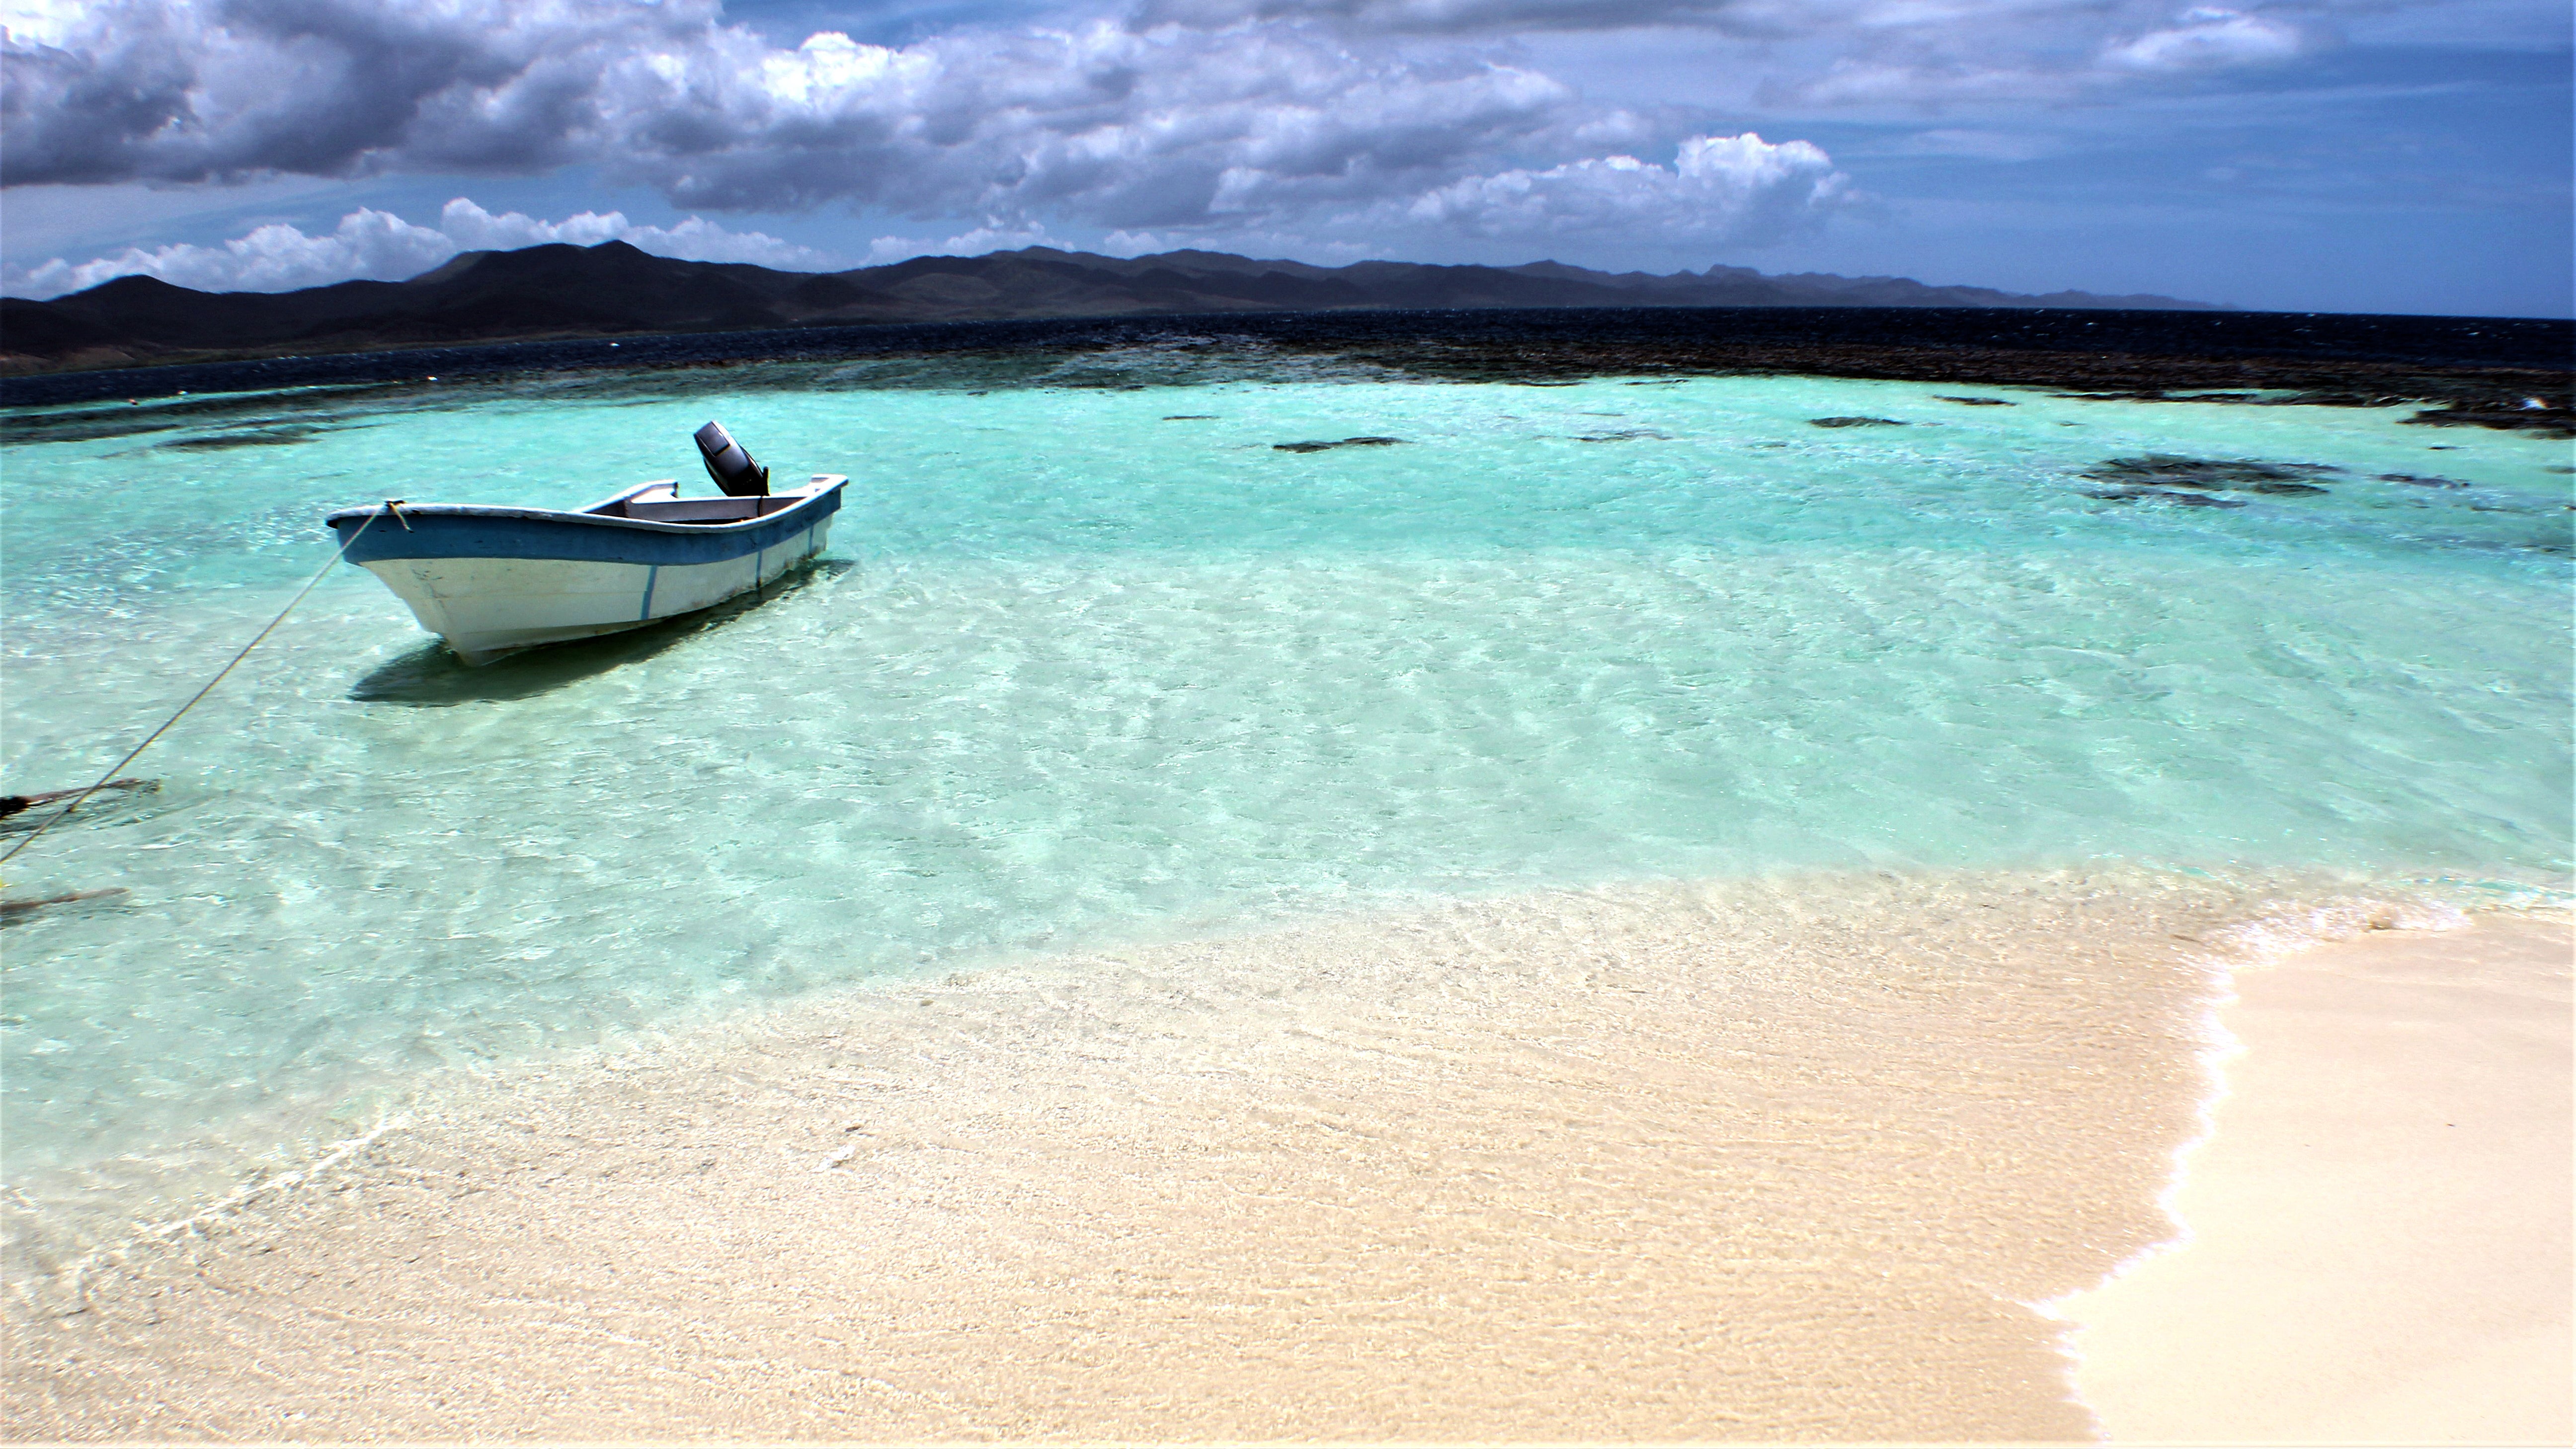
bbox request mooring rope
[0,503,399,868]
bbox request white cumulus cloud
[862,219,1061,266]
[2101,7,2306,72]
[1,198,830,298]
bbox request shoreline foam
[12,869,2533,1441]
[2060,910,2573,1445]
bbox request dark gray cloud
[8,0,1666,234]
[0,0,724,185]
[0,0,2338,259]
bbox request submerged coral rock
[2082,456,2338,492]
[157,427,322,451]
[2403,403,2575,439]
[1274,436,1405,453]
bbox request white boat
[325,423,845,665]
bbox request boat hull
[353,520,830,664]
[328,478,844,665]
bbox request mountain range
[0,242,2220,376]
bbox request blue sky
[3,0,2567,315]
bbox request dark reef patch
[1810,416,1907,428]
[1577,429,1671,442]
[1274,436,1404,453]
[4,389,415,447]
[8,310,2566,445]
[156,426,323,451]
[2378,473,2471,488]
[2082,456,2340,492]
[1935,396,2015,405]
[2402,402,2576,439]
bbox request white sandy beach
[4,878,2567,1443]
[2064,911,2573,1447]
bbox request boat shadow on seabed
[345,557,852,707]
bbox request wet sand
[2064,912,2573,1446]
[0,874,2544,1442]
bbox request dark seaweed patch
[2,387,403,446]
[1161,414,1217,420]
[0,887,132,925]
[2402,402,2576,440]
[1935,396,2015,405]
[1274,436,1404,453]
[157,426,323,452]
[1809,416,1906,428]
[2377,473,2471,488]
[1577,429,1670,443]
[2081,455,2339,492]
[0,778,160,834]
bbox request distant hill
[0,241,2220,375]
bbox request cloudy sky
[2,0,2567,314]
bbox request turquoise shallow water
[3,365,2570,1270]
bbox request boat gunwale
[323,476,848,538]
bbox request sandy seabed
[3,871,2564,1443]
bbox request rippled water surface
[3,363,2569,1273]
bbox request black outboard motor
[694,420,770,497]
